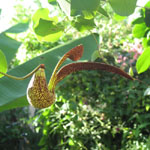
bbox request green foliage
[0,50,7,78]
[31,0,138,44]
[132,2,150,74]
[0,108,41,150]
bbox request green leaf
[82,11,96,20]
[0,33,21,64]
[0,34,99,112]
[144,8,150,27]
[129,67,134,77]
[109,0,137,16]
[91,50,100,61]
[48,0,56,2]
[132,17,144,25]
[0,50,7,78]
[5,23,29,33]
[98,6,109,17]
[145,1,150,8]
[71,0,100,17]
[71,16,96,32]
[136,47,150,74]
[48,0,56,3]
[0,23,29,64]
[113,14,126,21]
[68,138,75,146]
[142,38,150,48]
[32,8,64,42]
[132,23,147,38]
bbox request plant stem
[0,64,44,80]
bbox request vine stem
[0,64,44,80]
[89,30,108,63]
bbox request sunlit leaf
[136,48,150,74]
[142,38,150,48]
[32,8,64,42]
[132,23,147,38]
[113,14,126,21]
[0,50,7,78]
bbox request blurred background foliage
[0,0,150,150]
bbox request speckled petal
[27,68,55,108]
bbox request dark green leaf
[136,48,150,74]
[109,0,137,16]
[132,17,144,25]
[0,50,7,78]
[144,8,150,27]
[0,34,99,112]
[98,6,109,17]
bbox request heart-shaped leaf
[32,8,64,42]
[109,0,137,16]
